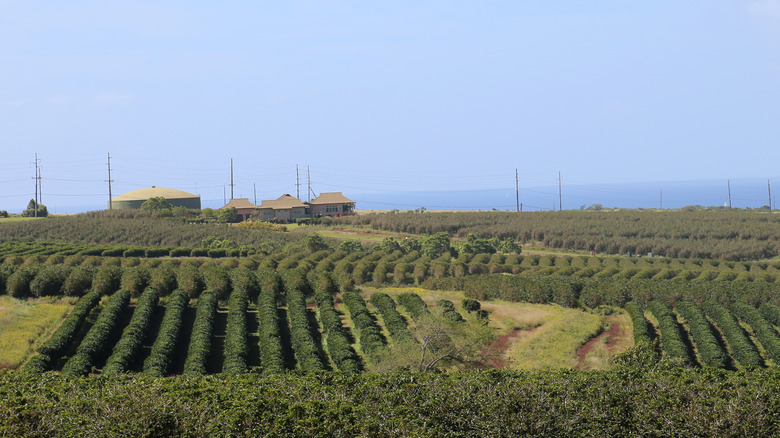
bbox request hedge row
[624,302,652,345]
[285,289,325,372]
[730,302,780,365]
[437,299,465,323]
[182,290,218,375]
[647,301,692,366]
[675,301,729,369]
[256,287,285,374]
[315,291,362,374]
[702,301,763,368]
[342,291,386,356]
[61,289,132,377]
[222,289,249,374]
[759,303,780,327]
[102,288,161,375]
[397,292,430,321]
[370,293,414,343]
[143,289,190,377]
[24,289,103,372]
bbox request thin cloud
[95,92,134,105]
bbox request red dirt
[483,327,537,369]
[575,319,623,370]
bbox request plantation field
[0,296,73,368]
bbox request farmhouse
[218,192,356,222]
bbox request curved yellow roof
[112,187,199,201]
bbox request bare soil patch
[575,317,623,370]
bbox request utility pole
[31,153,41,217]
[515,169,520,212]
[106,153,114,210]
[307,166,312,202]
[558,171,562,211]
[728,180,732,209]
[253,183,257,205]
[296,164,301,199]
[230,158,235,200]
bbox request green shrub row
[759,303,780,327]
[437,299,465,322]
[24,289,103,372]
[647,301,692,366]
[624,302,652,345]
[102,288,161,375]
[222,289,249,374]
[61,289,132,377]
[182,290,218,375]
[702,301,763,368]
[143,289,190,377]
[285,289,325,372]
[315,291,362,374]
[341,291,386,356]
[397,292,430,321]
[62,265,96,296]
[370,293,414,342]
[29,265,72,297]
[730,302,780,365]
[256,287,285,374]
[675,301,728,369]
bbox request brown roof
[221,198,257,210]
[259,194,306,210]
[309,192,354,205]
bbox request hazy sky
[1,1,779,212]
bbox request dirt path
[483,326,538,369]
[575,317,623,370]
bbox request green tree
[217,207,239,223]
[22,199,48,217]
[421,232,451,259]
[140,197,171,212]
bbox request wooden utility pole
[558,171,562,211]
[32,153,41,217]
[230,158,235,200]
[254,183,257,205]
[728,180,732,209]
[296,164,301,199]
[515,169,520,212]
[106,153,114,210]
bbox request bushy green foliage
[143,289,189,377]
[182,290,218,375]
[29,264,72,297]
[121,266,150,297]
[397,292,431,321]
[335,210,780,260]
[285,289,326,372]
[25,289,102,372]
[437,299,465,322]
[103,288,161,375]
[371,293,414,342]
[62,265,96,297]
[675,301,729,369]
[256,286,285,374]
[177,264,204,298]
[647,301,692,366]
[61,289,132,377]
[624,302,652,345]
[342,291,386,356]
[222,289,249,374]
[315,291,362,373]
[6,265,40,298]
[93,265,122,295]
[702,301,763,368]
[730,302,780,365]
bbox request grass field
[0,296,73,368]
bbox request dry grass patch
[0,296,74,369]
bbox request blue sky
[1,1,779,212]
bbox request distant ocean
[44,178,775,214]
[349,178,776,212]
